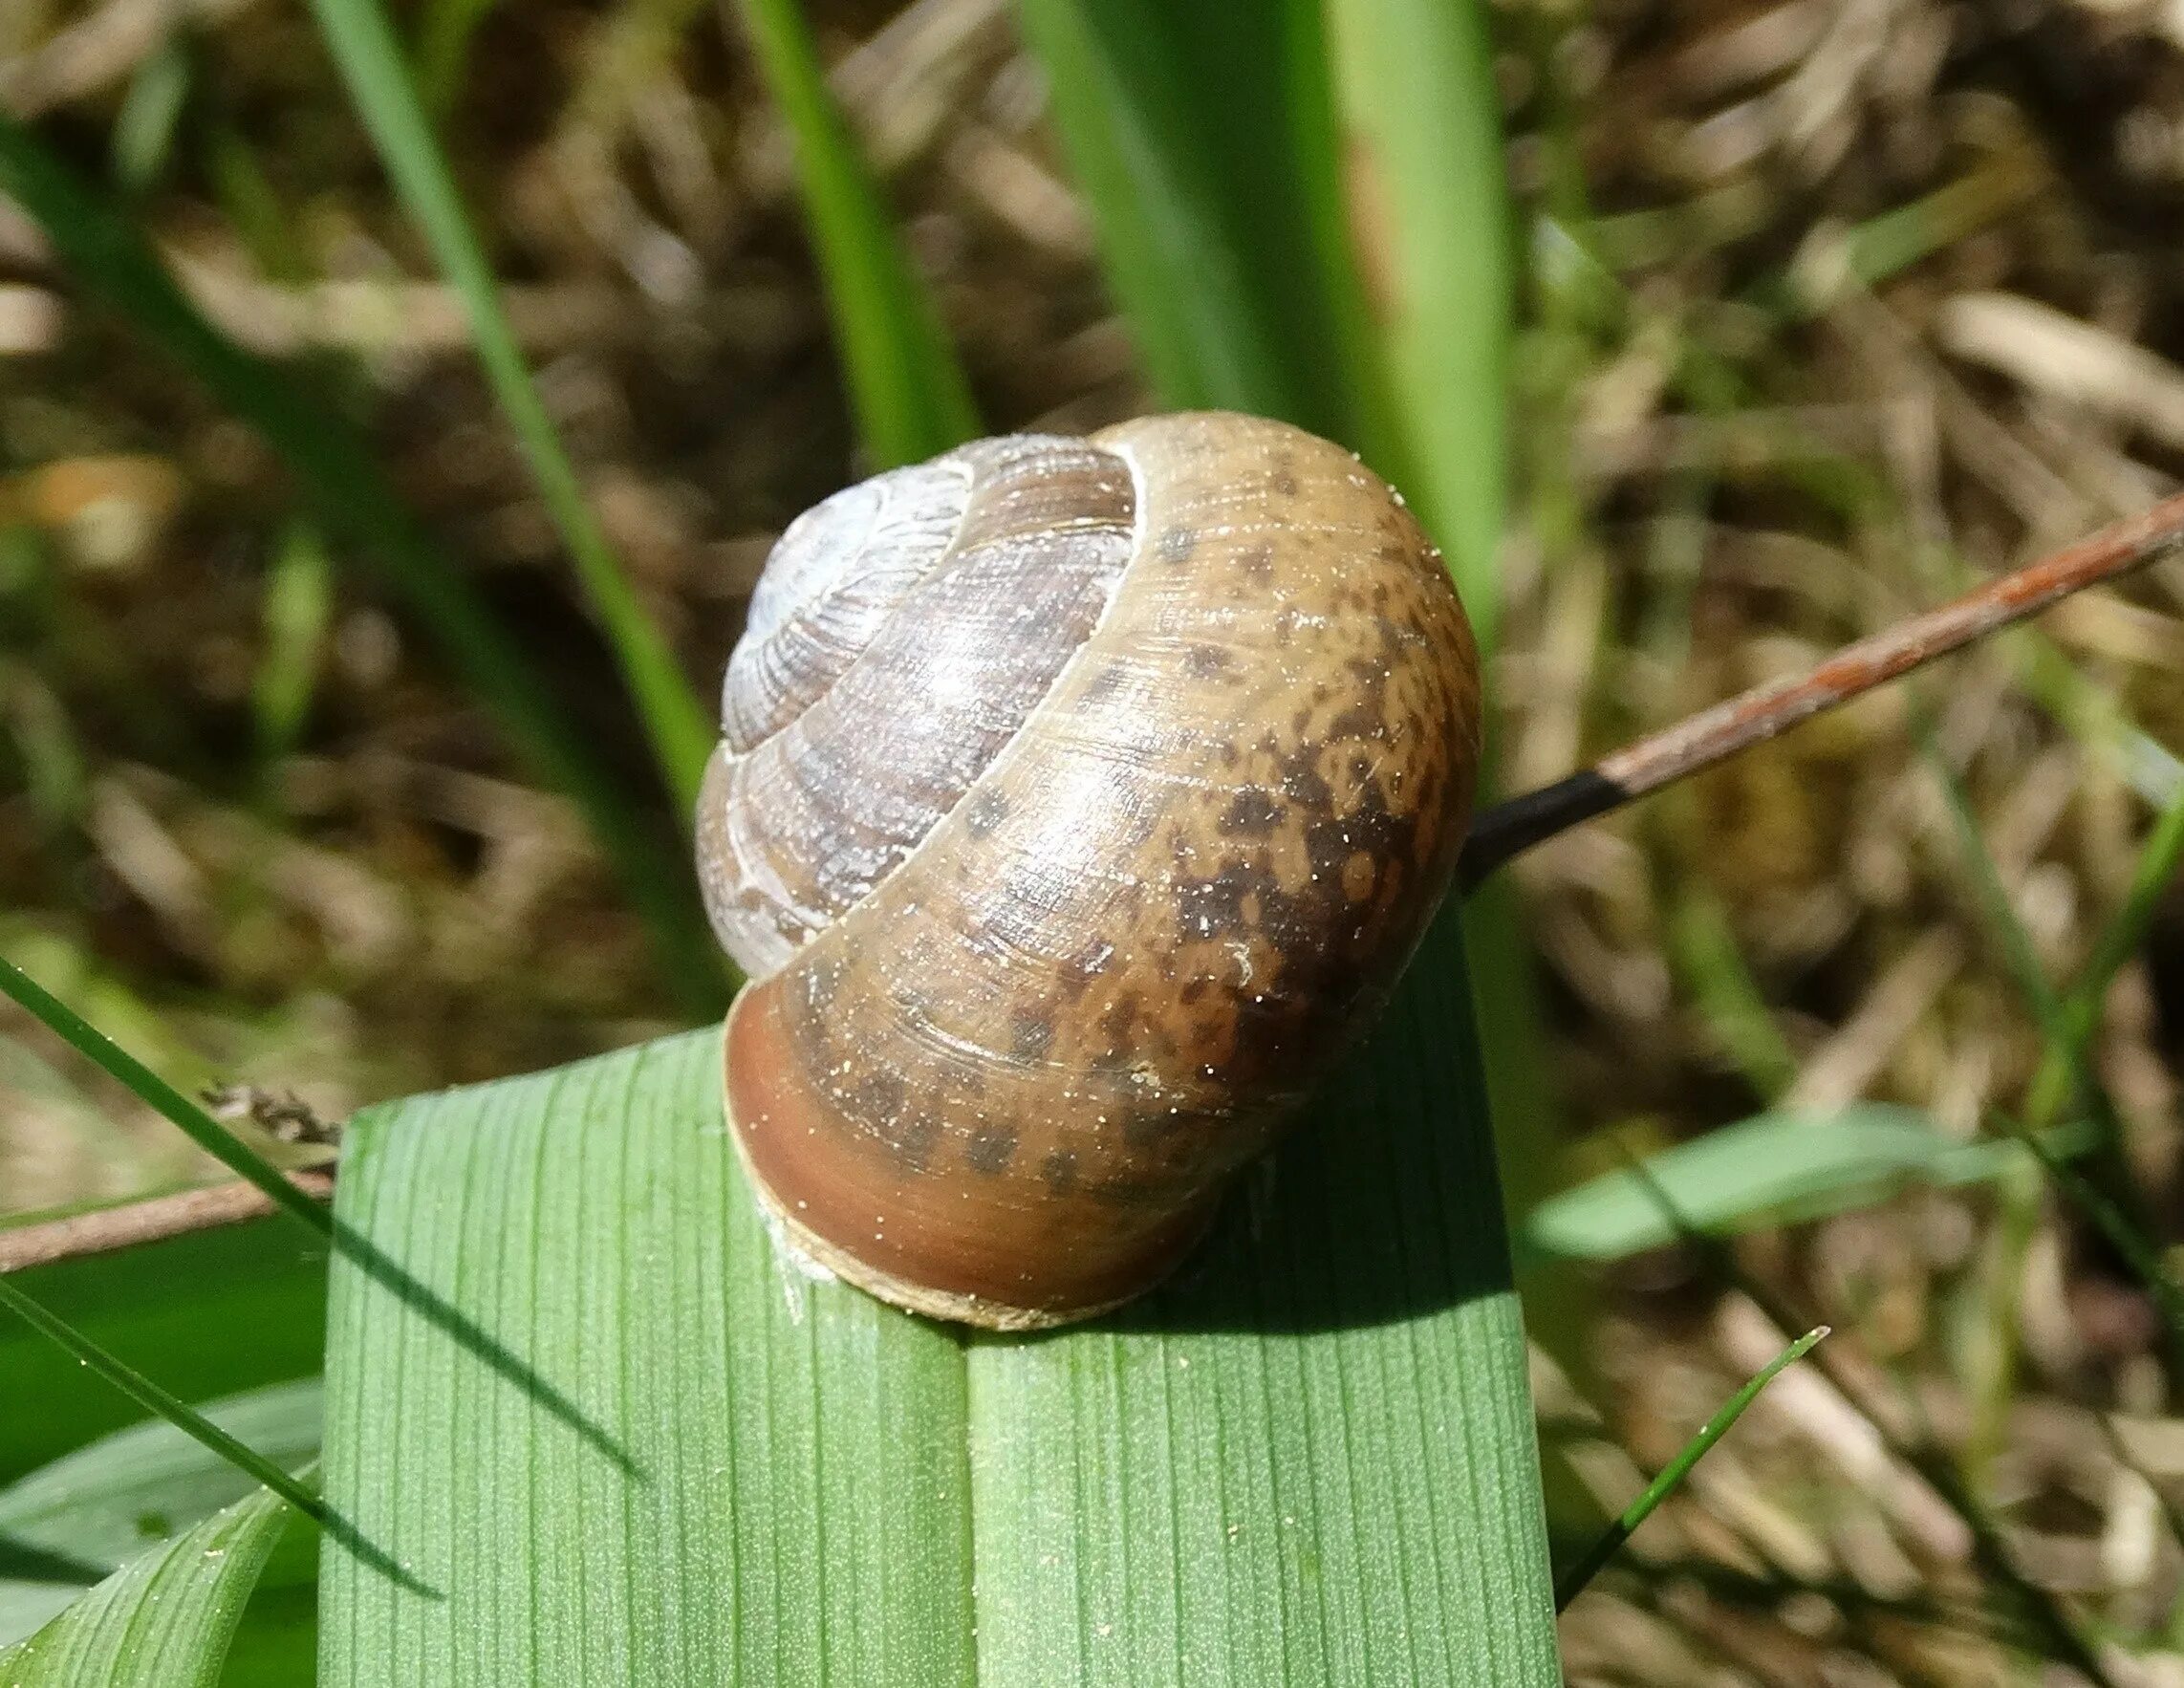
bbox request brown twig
[1459,489,2184,889]
[0,1171,334,1274]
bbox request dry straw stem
[0,1173,333,1274]
[18,488,2184,1277]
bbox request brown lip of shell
[721,982,1226,1331]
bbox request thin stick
[0,1173,334,1274]
[1459,490,2184,889]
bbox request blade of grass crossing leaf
[1553,1327,1827,1610]
[0,115,724,1013]
[0,1483,290,1688]
[729,0,980,465]
[0,1217,327,1481]
[301,0,715,812]
[967,907,1560,1685]
[0,959,328,1244]
[318,1029,975,1686]
[0,1379,321,1577]
[1324,0,1513,646]
[0,1278,324,1532]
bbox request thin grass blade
[729,0,980,464]
[0,1277,325,1534]
[0,1484,291,1688]
[0,115,724,1011]
[301,0,715,811]
[0,959,327,1242]
[0,1216,327,1482]
[1553,1327,1827,1610]
[0,1379,320,1580]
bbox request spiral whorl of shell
[701,412,1483,1329]
[699,435,1135,980]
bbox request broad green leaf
[994,4,1557,1660]
[320,927,1558,1682]
[1526,1106,2073,1261]
[301,0,715,813]
[0,1484,290,1688]
[1324,0,1512,646]
[0,1219,326,1482]
[730,0,981,465]
[0,1380,320,1579]
[967,909,1558,1685]
[1302,6,1553,1310]
[316,1029,975,1686]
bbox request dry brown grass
[6,0,2184,1678]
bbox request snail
[700,408,2184,1331]
[699,412,1481,1329]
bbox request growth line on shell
[1458,490,2184,891]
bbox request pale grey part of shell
[697,433,1140,982]
[721,457,970,753]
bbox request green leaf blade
[968,914,1559,1686]
[0,1485,291,1688]
[1527,1106,2051,1262]
[1013,0,1322,425]
[316,1028,975,1688]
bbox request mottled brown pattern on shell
[724,412,1482,1325]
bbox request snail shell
[699,412,1483,1329]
